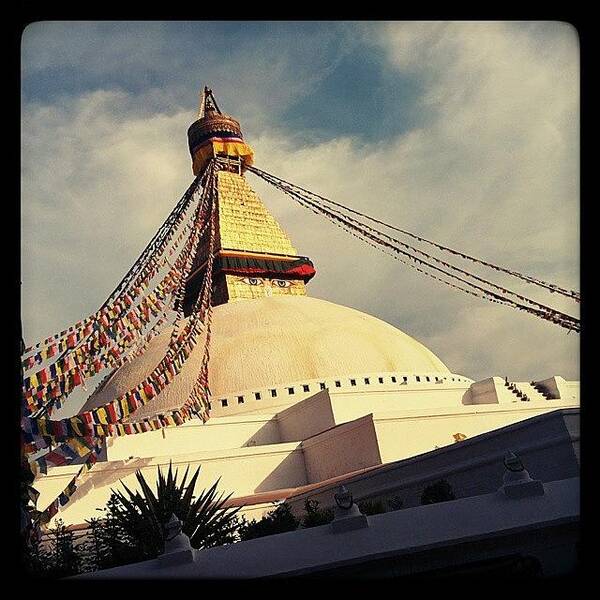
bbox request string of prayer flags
[26,161,220,526]
[24,167,211,359]
[38,437,105,525]
[24,203,218,452]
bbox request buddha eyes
[240,277,291,288]
[242,277,262,286]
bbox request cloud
[245,21,580,380]
[21,22,579,382]
[21,21,356,133]
[21,91,192,338]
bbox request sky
[21,21,580,382]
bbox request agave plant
[107,462,241,557]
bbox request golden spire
[183,88,316,312]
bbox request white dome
[80,296,451,419]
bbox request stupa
[32,88,580,527]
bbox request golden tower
[183,87,316,311]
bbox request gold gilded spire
[183,88,316,312]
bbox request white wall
[106,414,281,461]
[301,415,382,483]
[38,442,308,527]
[373,403,574,463]
[276,390,336,442]
[329,386,471,423]
[35,373,579,528]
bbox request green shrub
[387,496,404,511]
[60,462,243,574]
[238,503,300,540]
[301,499,334,528]
[105,462,241,555]
[46,519,82,578]
[420,479,456,505]
[357,498,387,515]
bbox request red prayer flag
[106,403,118,422]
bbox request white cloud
[21,22,580,382]
[20,21,356,133]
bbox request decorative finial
[198,85,221,119]
[330,485,369,533]
[499,451,544,498]
[188,86,254,175]
[163,513,183,541]
[334,485,354,510]
[157,513,194,567]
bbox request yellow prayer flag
[96,407,108,425]
[69,437,90,457]
[70,419,84,437]
[120,397,130,416]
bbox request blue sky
[22,22,425,142]
[21,21,580,381]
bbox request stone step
[503,380,522,397]
[512,382,548,403]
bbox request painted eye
[273,279,291,288]
[242,277,262,286]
